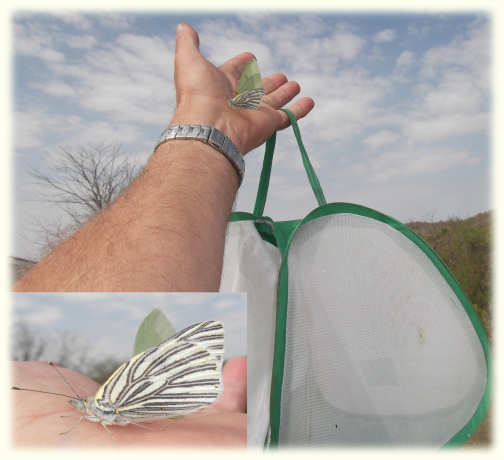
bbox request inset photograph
[10,292,246,447]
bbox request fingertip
[241,52,257,63]
[278,96,315,130]
[175,22,200,52]
[223,357,247,380]
[276,72,288,83]
[289,80,301,95]
[227,51,256,65]
[303,96,315,110]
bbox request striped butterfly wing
[229,88,265,110]
[94,321,224,421]
[169,320,224,368]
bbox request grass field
[407,211,492,447]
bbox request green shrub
[407,212,492,339]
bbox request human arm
[13,23,314,292]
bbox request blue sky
[10,10,491,260]
[11,292,247,366]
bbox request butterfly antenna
[48,361,82,399]
[11,386,76,399]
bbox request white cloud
[328,31,366,60]
[421,71,484,116]
[212,297,242,311]
[383,20,489,145]
[71,294,159,321]
[363,130,400,150]
[297,70,391,145]
[237,13,331,39]
[14,23,65,62]
[32,81,76,97]
[198,20,274,70]
[53,12,93,30]
[63,119,145,146]
[20,306,63,325]
[403,112,488,143]
[373,29,396,43]
[199,17,365,76]
[14,110,47,150]
[65,34,97,49]
[394,50,415,74]
[407,23,431,37]
[420,18,489,91]
[65,33,176,124]
[350,147,480,183]
[11,294,42,311]
[96,13,133,30]
[14,108,147,154]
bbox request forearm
[13,141,238,292]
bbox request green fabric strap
[253,132,276,216]
[282,108,327,207]
[253,109,327,217]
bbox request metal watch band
[155,124,244,184]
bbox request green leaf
[237,58,262,94]
[132,308,176,356]
[229,59,265,109]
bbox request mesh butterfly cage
[219,110,490,448]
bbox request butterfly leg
[100,421,116,438]
[127,421,156,431]
[59,415,84,435]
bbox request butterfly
[228,58,265,110]
[12,320,224,433]
[229,88,266,110]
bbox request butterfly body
[70,397,129,426]
[67,320,224,428]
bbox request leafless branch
[28,143,141,256]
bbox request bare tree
[29,143,141,255]
[11,322,125,383]
[11,322,47,362]
[87,357,124,384]
[55,331,93,373]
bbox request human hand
[170,23,315,154]
[11,358,246,447]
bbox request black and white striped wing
[229,88,265,109]
[168,320,224,368]
[93,321,224,420]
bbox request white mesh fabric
[279,213,487,446]
[220,220,281,446]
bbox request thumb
[175,23,200,60]
[215,357,247,413]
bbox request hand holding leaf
[171,23,314,154]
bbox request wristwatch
[155,124,245,184]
